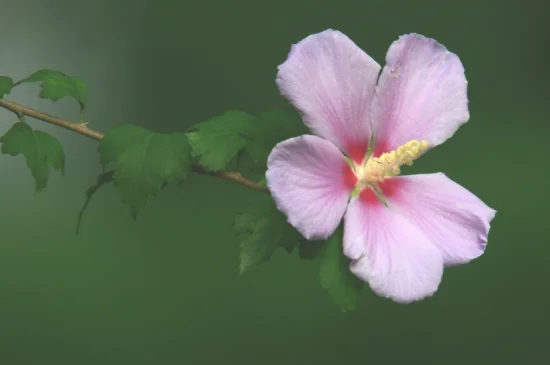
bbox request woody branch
[0,98,269,193]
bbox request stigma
[354,139,429,184]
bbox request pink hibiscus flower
[266,29,496,304]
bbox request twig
[0,98,269,193]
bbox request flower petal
[370,34,470,152]
[344,191,444,303]
[266,135,355,240]
[384,173,496,266]
[276,29,381,163]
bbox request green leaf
[18,69,65,83]
[75,170,115,235]
[98,124,192,218]
[235,196,302,274]
[39,74,87,105]
[319,226,362,312]
[186,108,307,173]
[0,122,65,192]
[17,70,87,114]
[244,108,308,169]
[186,110,261,171]
[0,76,14,98]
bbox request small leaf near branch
[0,122,65,193]
[17,69,87,116]
[235,196,302,275]
[39,74,87,106]
[0,76,14,98]
[244,108,309,170]
[186,110,261,172]
[186,108,307,174]
[98,124,192,218]
[319,225,363,312]
[18,69,65,83]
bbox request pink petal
[266,135,356,240]
[276,29,381,163]
[344,190,444,303]
[383,173,496,266]
[370,34,470,152]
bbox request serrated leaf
[186,108,307,173]
[244,108,309,169]
[75,170,115,235]
[98,124,192,218]
[235,196,302,274]
[0,76,14,98]
[0,122,65,192]
[39,74,87,105]
[19,69,66,83]
[17,69,87,108]
[186,110,261,171]
[319,226,362,312]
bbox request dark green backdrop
[0,0,548,364]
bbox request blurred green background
[0,0,548,363]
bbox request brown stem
[0,98,269,193]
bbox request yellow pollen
[358,140,429,183]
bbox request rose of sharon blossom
[266,30,496,304]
